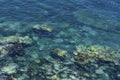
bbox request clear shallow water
[0,0,120,80]
[0,0,120,21]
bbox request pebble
[95,68,109,80]
[117,73,120,78]
[69,75,76,79]
[95,68,104,74]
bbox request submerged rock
[82,73,90,78]
[0,45,9,58]
[51,48,68,60]
[74,45,117,64]
[51,75,60,80]
[33,24,53,32]
[1,63,18,74]
[0,43,25,57]
[0,36,32,45]
[32,24,54,37]
[95,68,110,80]
[0,36,32,57]
[9,76,18,80]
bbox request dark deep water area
[0,0,120,80]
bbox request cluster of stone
[73,45,117,64]
[0,36,32,57]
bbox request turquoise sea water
[0,0,120,80]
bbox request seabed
[0,0,120,80]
